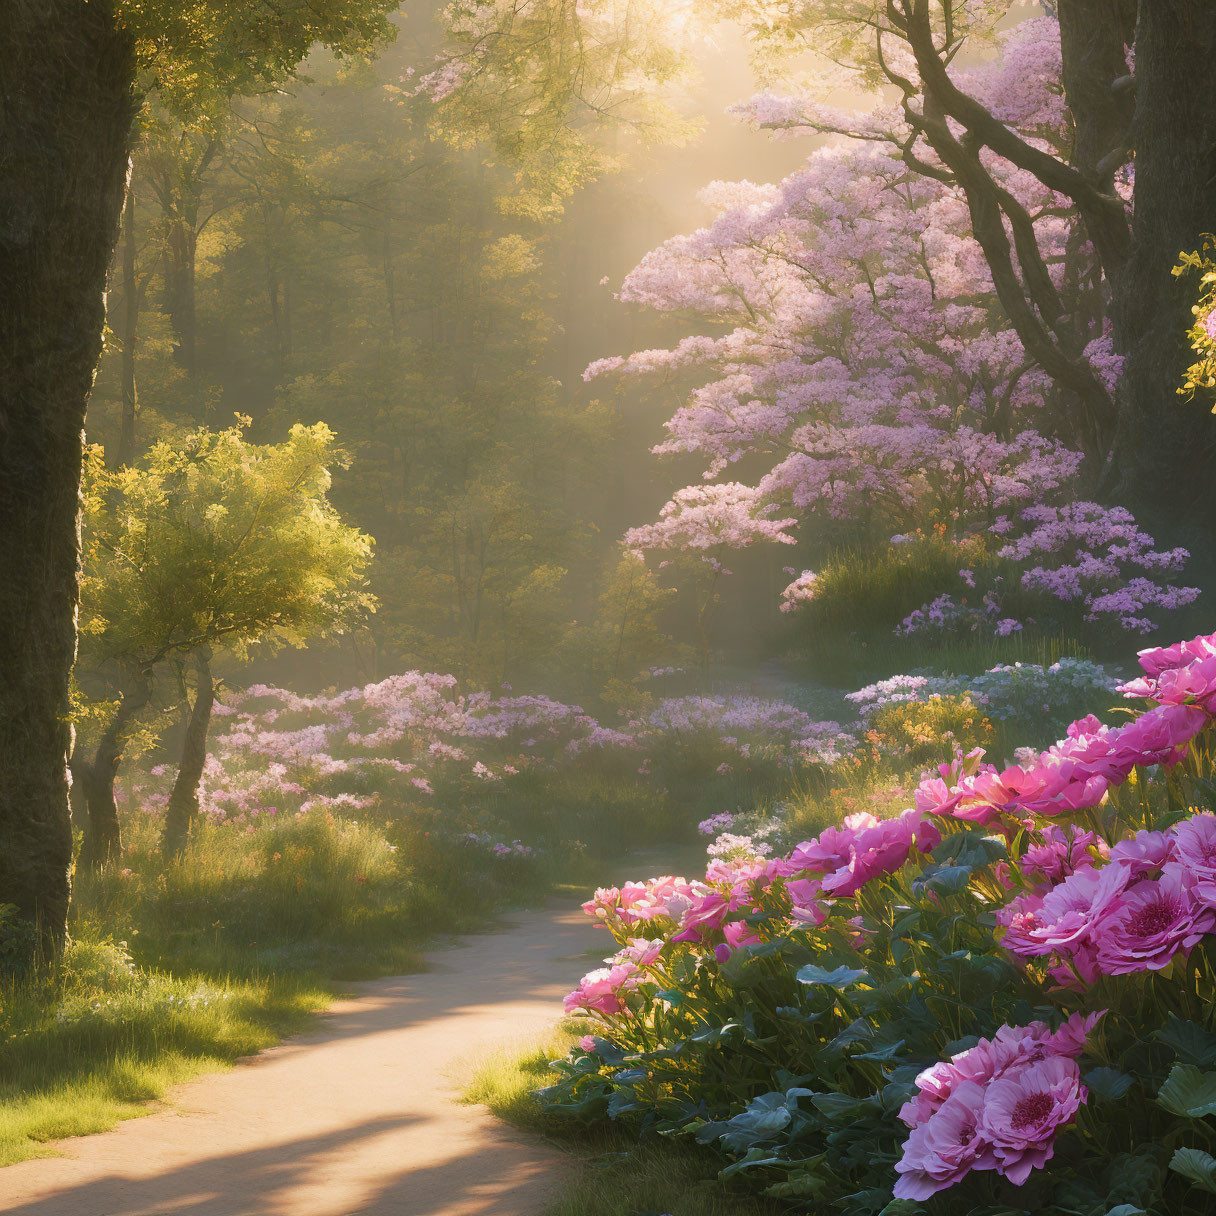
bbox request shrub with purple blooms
[539,628,1216,1216]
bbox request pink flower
[785,877,827,925]
[998,863,1129,960]
[714,919,764,961]
[977,1055,1086,1185]
[671,891,732,942]
[786,809,939,899]
[1109,828,1176,877]
[1136,631,1216,679]
[564,962,641,1015]
[1020,825,1106,885]
[1111,703,1208,771]
[1172,811,1216,901]
[579,1035,599,1052]
[771,813,879,878]
[1094,864,1215,975]
[613,938,665,967]
[893,1081,995,1200]
[1044,1010,1106,1058]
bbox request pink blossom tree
[590,17,1196,635]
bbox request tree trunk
[0,1,137,956]
[118,181,139,465]
[1113,1,1216,529]
[78,672,152,870]
[162,648,213,858]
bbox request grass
[463,1027,786,1216]
[794,626,1093,688]
[0,937,327,1165]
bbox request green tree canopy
[76,420,374,863]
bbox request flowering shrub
[542,628,1216,1215]
[866,692,994,768]
[114,674,853,872]
[847,658,1116,745]
[995,502,1199,634]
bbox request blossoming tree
[591,17,1198,637]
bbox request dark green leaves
[1084,1067,1135,1102]
[1170,1147,1216,1194]
[1157,1064,1216,1119]
[796,964,869,989]
[1156,1016,1216,1068]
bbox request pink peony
[714,919,764,962]
[893,1080,995,1200]
[1108,828,1176,877]
[613,938,665,967]
[1011,865,1123,958]
[1020,825,1106,885]
[671,891,732,942]
[1135,631,1216,679]
[1094,864,1215,975]
[1172,812,1216,903]
[818,810,940,898]
[1043,1010,1106,1058]
[977,1055,1086,1185]
[771,813,880,878]
[1110,703,1208,771]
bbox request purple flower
[894,1081,995,1199]
[1094,864,1215,975]
[978,1055,1086,1185]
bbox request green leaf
[911,862,973,896]
[824,1017,875,1056]
[809,1090,875,1121]
[878,1200,924,1216]
[688,1022,743,1045]
[796,963,869,988]
[1084,1067,1135,1101]
[1170,1146,1216,1194]
[1156,1015,1216,1067]
[1157,1063,1216,1118]
[931,832,1005,866]
[762,1167,830,1199]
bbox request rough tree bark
[1112,1,1216,529]
[0,2,137,956]
[162,647,214,859]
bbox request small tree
[77,420,374,863]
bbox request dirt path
[0,898,616,1216]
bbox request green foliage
[465,1025,788,1216]
[428,0,697,216]
[798,532,999,643]
[81,421,373,670]
[0,929,328,1166]
[790,532,1094,683]
[116,0,398,120]
[558,553,684,709]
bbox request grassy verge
[0,954,326,1166]
[463,1027,786,1216]
[0,806,561,1168]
